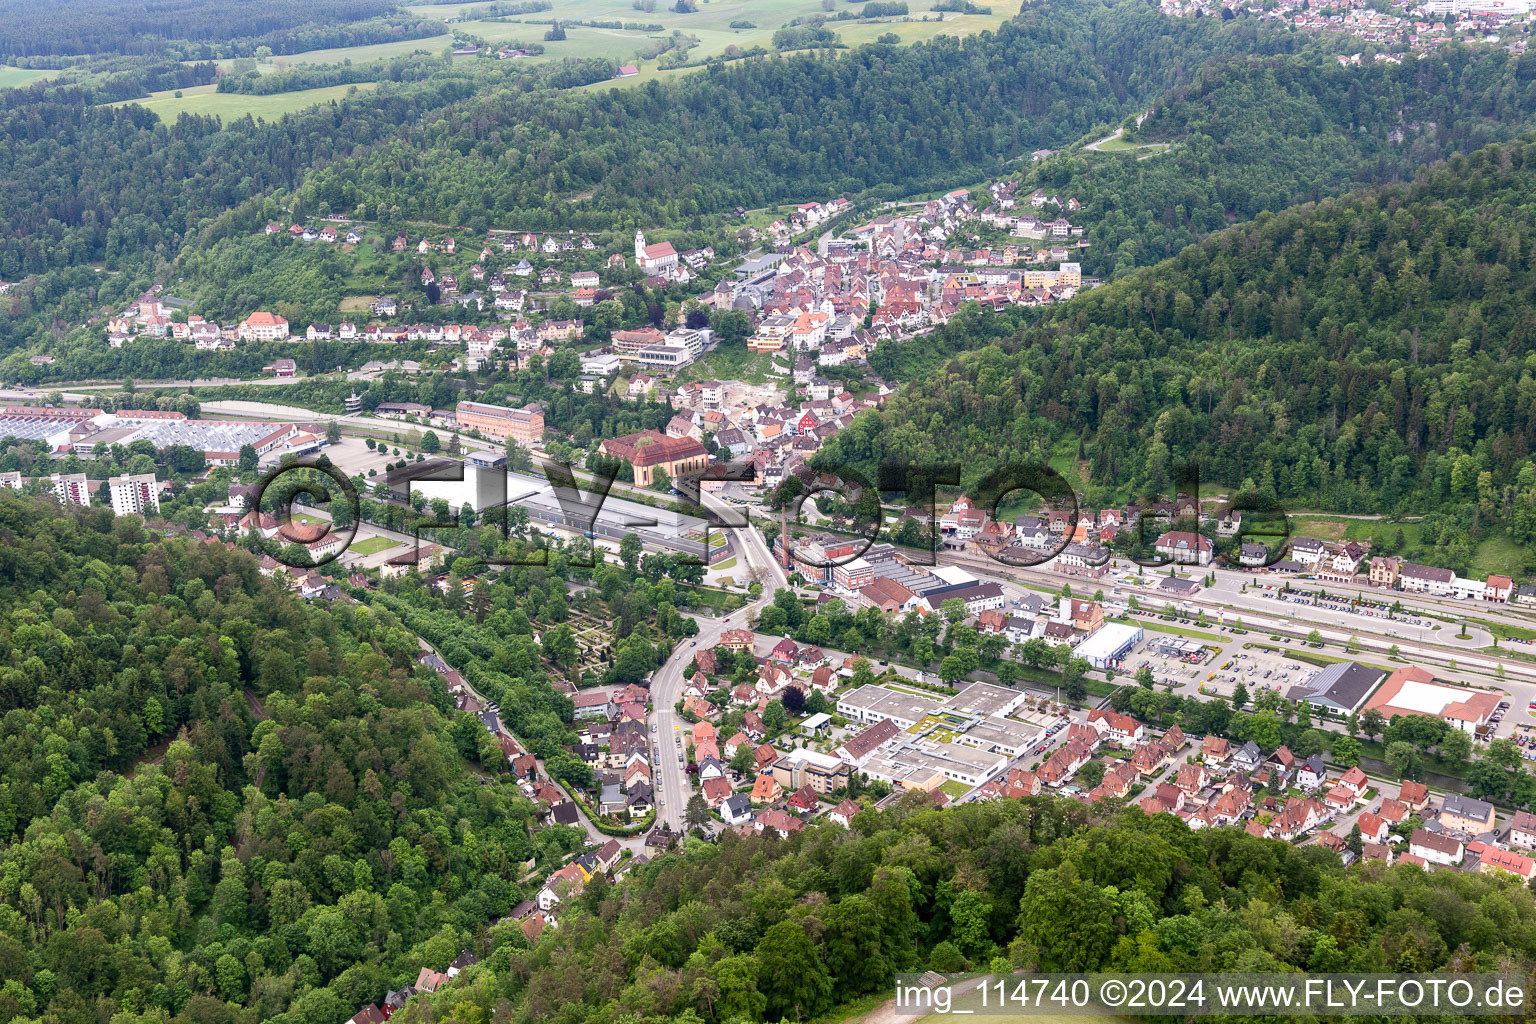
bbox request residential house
[1467,842,1536,881]
[1154,530,1213,565]
[827,799,862,827]
[1409,829,1464,866]
[721,794,752,825]
[1296,754,1327,791]
[750,775,782,804]
[1357,811,1389,844]
[1086,708,1146,746]
[1270,798,1325,841]
[1399,780,1431,812]
[1441,793,1497,834]
[1508,810,1536,850]
[1231,741,1264,774]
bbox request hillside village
[1160,0,1531,53]
[96,182,1089,374]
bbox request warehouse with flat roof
[1074,622,1144,670]
[1365,666,1498,734]
[836,683,942,728]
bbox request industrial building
[1364,666,1499,734]
[0,407,298,467]
[1287,660,1385,715]
[1074,622,1144,670]
[861,737,1009,789]
[836,684,943,728]
[455,400,545,448]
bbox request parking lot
[1252,583,1437,632]
[1205,648,1317,700]
[1020,707,1078,758]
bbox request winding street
[649,521,788,832]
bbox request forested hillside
[288,0,1317,235]
[1033,45,1536,277]
[0,492,575,1024]
[821,139,1536,570]
[0,0,1318,358]
[386,793,1536,1024]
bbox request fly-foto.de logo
[257,453,1293,575]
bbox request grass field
[187,0,1025,100]
[1094,135,1171,154]
[418,0,1025,92]
[118,82,379,120]
[1290,514,1422,550]
[1138,619,1224,643]
[0,66,52,89]
[349,536,400,556]
[1289,516,1530,579]
[676,345,781,385]
[274,35,455,66]
[1471,533,1533,580]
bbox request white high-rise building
[108,473,159,517]
[50,472,91,506]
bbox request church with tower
[634,230,679,278]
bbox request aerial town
[10,2,1536,1020]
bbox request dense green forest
[0,491,581,1024]
[384,794,1536,1024]
[1032,44,1536,277]
[819,138,1536,573]
[215,53,453,95]
[0,0,444,60]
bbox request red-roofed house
[769,636,800,664]
[701,775,734,807]
[1357,811,1388,843]
[750,775,782,804]
[753,743,779,772]
[1469,841,1536,880]
[1086,708,1145,745]
[1399,780,1431,811]
[828,799,862,827]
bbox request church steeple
[634,229,646,262]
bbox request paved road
[550,779,647,855]
[413,636,649,852]
[1083,127,1125,151]
[650,524,788,832]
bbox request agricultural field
[1092,135,1171,155]
[183,0,1024,97]
[414,0,1024,85]
[271,34,456,66]
[0,66,52,88]
[117,81,379,119]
